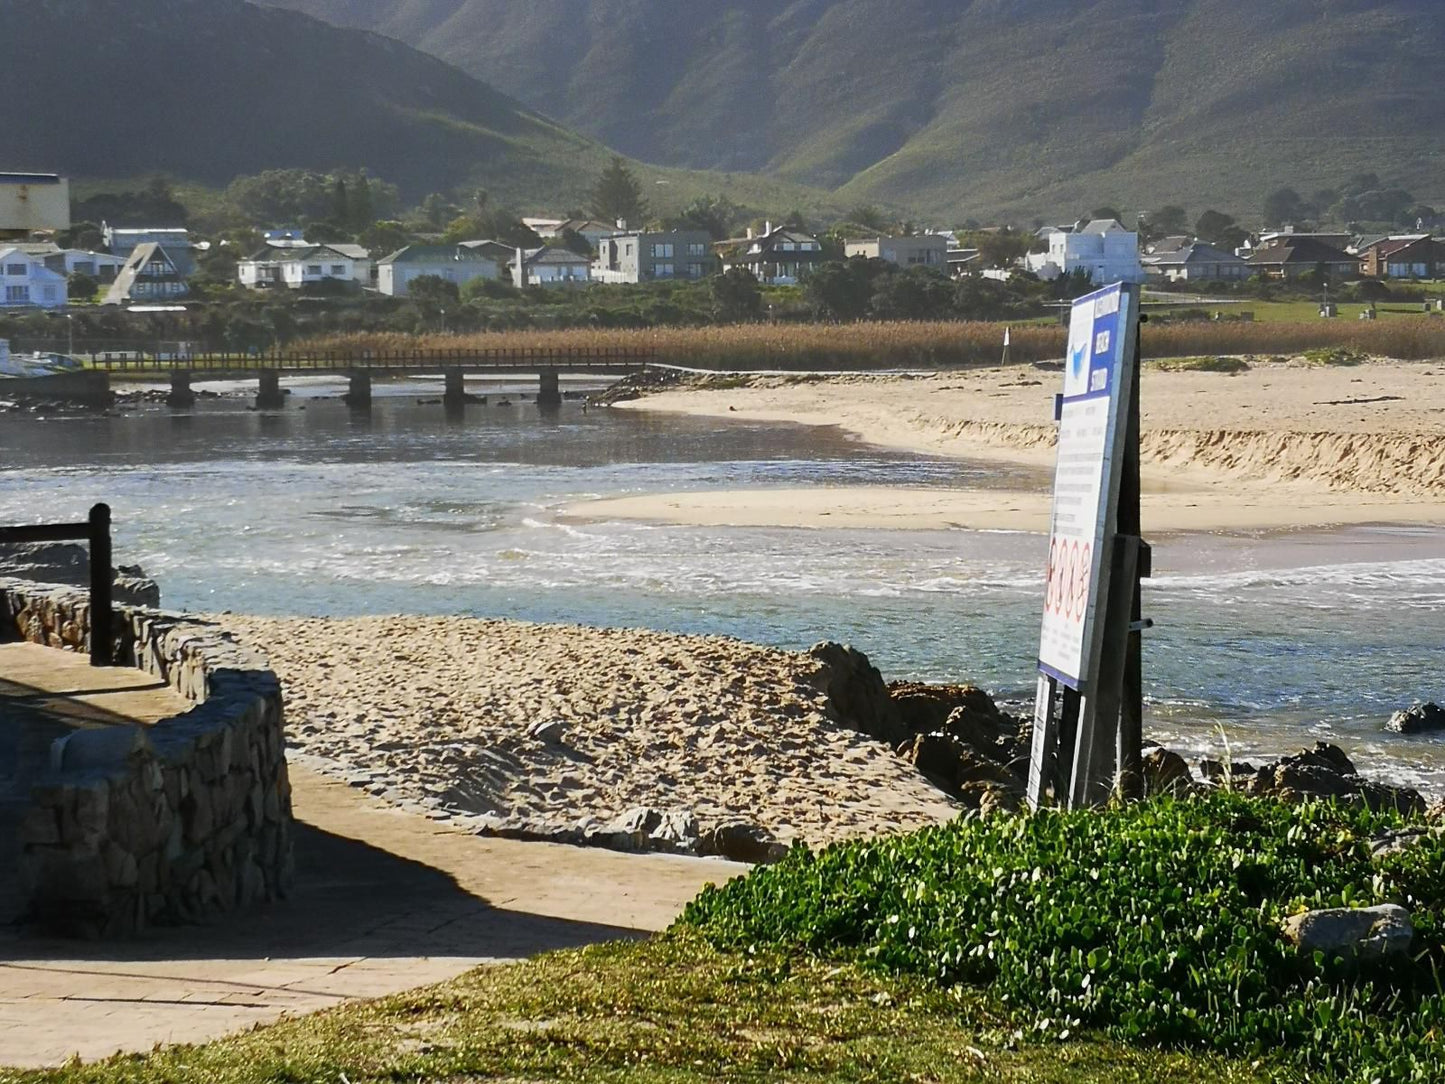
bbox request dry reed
[298,317,1445,370]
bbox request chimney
[746,227,754,240]
[764,220,772,235]
[616,218,626,230]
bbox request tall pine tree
[590,156,646,227]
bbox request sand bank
[571,361,1445,532]
[223,615,958,853]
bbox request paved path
[0,645,748,1068]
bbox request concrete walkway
[0,645,748,1068]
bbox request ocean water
[3,375,1443,793]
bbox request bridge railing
[88,346,657,373]
[0,504,114,667]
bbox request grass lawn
[2,937,1269,1084]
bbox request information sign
[1036,282,1138,688]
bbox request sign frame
[1026,281,1145,809]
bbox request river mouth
[2,384,1442,794]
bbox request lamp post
[66,313,74,359]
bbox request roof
[1145,236,1192,255]
[243,244,368,264]
[1146,241,1247,266]
[0,245,55,267]
[103,243,182,303]
[0,173,63,185]
[459,240,517,259]
[522,246,590,266]
[1079,219,1130,235]
[378,244,495,266]
[1366,235,1435,257]
[1246,236,1356,265]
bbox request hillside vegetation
[1,0,840,216]
[265,0,1445,220]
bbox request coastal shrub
[680,793,1445,1082]
[1148,355,1250,374]
[1301,347,1368,366]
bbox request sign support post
[1026,282,1148,810]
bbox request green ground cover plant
[1301,347,1369,366]
[681,793,1445,1083]
[1147,356,1251,373]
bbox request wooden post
[88,503,113,668]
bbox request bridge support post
[443,368,467,407]
[344,370,372,409]
[166,370,195,408]
[256,369,285,410]
[537,369,561,409]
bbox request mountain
[2,0,820,213]
[261,0,1445,221]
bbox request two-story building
[0,245,68,308]
[103,243,189,305]
[844,235,948,268]
[103,225,196,278]
[13,242,126,282]
[715,224,823,284]
[592,230,715,283]
[236,243,372,290]
[514,246,591,287]
[1025,219,1144,284]
[377,244,500,296]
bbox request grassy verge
[2,937,1266,1084]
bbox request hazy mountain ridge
[262,0,1445,219]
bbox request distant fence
[70,345,656,374]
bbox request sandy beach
[223,615,959,853]
[568,360,1445,532]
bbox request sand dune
[578,361,1445,531]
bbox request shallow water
[3,376,1443,792]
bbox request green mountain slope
[262,0,1445,220]
[0,0,841,217]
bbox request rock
[1281,904,1413,960]
[51,725,152,772]
[1369,826,1444,860]
[1385,702,1445,735]
[958,781,1021,815]
[1242,742,1424,816]
[698,821,788,864]
[649,810,700,851]
[902,731,1019,795]
[887,681,1002,738]
[1199,758,1256,783]
[527,718,567,744]
[1142,747,1194,796]
[591,807,700,853]
[809,642,905,746]
[0,541,161,606]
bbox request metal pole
[88,503,114,667]
[1116,322,1147,800]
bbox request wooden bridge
[86,347,655,409]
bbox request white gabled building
[0,246,68,308]
[1026,219,1143,284]
[376,244,501,296]
[236,243,371,290]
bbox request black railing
[81,346,657,373]
[0,503,113,667]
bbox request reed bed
[299,316,1445,370]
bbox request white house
[1026,219,1143,284]
[237,244,371,290]
[0,245,68,308]
[514,246,591,287]
[14,242,126,281]
[103,243,189,305]
[377,244,500,297]
[844,235,947,268]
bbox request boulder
[1281,904,1413,960]
[1142,747,1194,796]
[590,807,700,854]
[1242,742,1424,816]
[1385,702,1445,735]
[1369,826,1444,860]
[902,731,1019,794]
[887,681,1002,738]
[698,821,788,864]
[809,642,904,746]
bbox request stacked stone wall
[1,578,292,937]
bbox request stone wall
[1,578,293,937]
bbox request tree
[351,173,373,230]
[1144,204,1189,240]
[668,195,743,240]
[1089,206,1122,222]
[553,228,594,257]
[973,228,1031,269]
[843,205,890,232]
[66,271,99,302]
[1194,210,1248,251]
[331,177,350,227]
[711,267,762,322]
[590,156,647,227]
[359,220,413,256]
[803,259,890,321]
[420,193,456,228]
[1263,187,1307,227]
[869,266,953,320]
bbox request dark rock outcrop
[809,642,906,747]
[1385,702,1445,735]
[1242,743,1424,816]
[699,821,789,864]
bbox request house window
[779,242,794,252]
[6,263,26,277]
[687,262,704,278]
[5,285,28,302]
[651,243,674,258]
[655,263,674,278]
[43,286,57,301]
[330,264,346,275]
[307,264,322,275]
[687,243,707,257]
